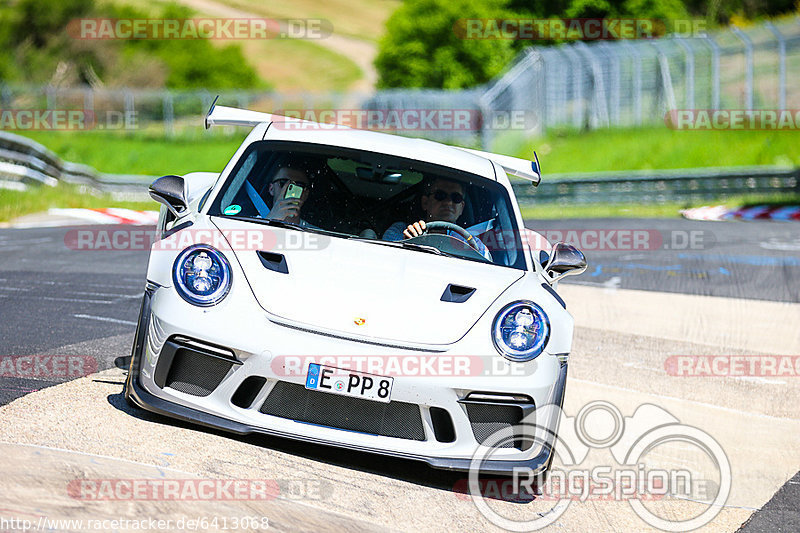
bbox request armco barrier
[0,131,154,200]
[513,166,800,205]
[1,130,797,206]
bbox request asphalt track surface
[0,218,798,531]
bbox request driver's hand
[403,220,426,239]
[268,198,301,221]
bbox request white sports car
[124,101,587,475]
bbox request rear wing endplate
[455,147,541,185]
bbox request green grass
[520,193,800,219]
[508,127,800,173]
[520,203,690,219]
[19,130,246,176]
[0,182,157,223]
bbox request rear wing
[205,98,273,129]
[204,97,324,130]
[454,147,541,185]
[204,98,540,184]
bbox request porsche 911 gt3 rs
[124,101,587,475]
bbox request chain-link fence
[479,18,800,147]
[1,19,798,148]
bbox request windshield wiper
[349,237,452,257]
[219,215,349,238]
[222,215,307,231]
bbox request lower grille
[165,349,233,396]
[465,403,523,448]
[259,382,425,441]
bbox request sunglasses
[429,189,464,204]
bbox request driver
[382,177,492,260]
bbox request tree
[375,0,516,89]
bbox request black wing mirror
[149,175,187,217]
[544,242,587,284]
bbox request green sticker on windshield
[223,204,241,215]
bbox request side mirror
[149,175,187,217]
[544,242,587,284]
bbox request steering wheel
[423,221,483,254]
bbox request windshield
[209,140,526,269]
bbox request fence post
[83,88,94,114]
[46,85,55,110]
[765,22,786,110]
[730,26,754,109]
[163,91,174,137]
[124,90,135,131]
[560,45,584,129]
[674,36,695,110]
[0,84,10,108]
[620,41,643,126]
[649,41,677,115]
[574,41,609,128]
[600,42,621,126]
[703,35,721,109]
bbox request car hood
[212,217,525,346]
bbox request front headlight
[172,245,231,306]
[492,301,550,362]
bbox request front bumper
[125,285,569,475]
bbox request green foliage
[0,0,263,89]
[375,0,516,89]
[12,0,94,47]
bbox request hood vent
[440,284,476,303]
[257,251,288,274]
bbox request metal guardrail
[1,130,797,205]
[0,131,154,200]
[513,166,800,205]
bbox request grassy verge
[0,182,158,223]
[19,130,246,176]
[520,203,689,219]
[508,127,800,173]
[521,194,800,219]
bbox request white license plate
[305,363,393,403]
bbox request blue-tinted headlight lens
[492,301,550,362]
[172,245,231,306]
